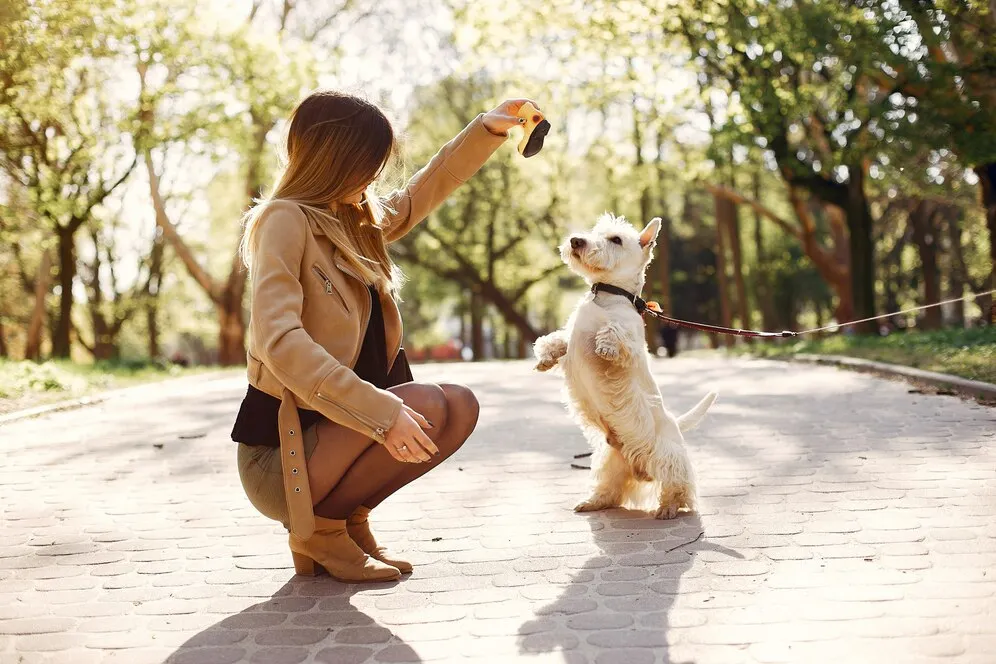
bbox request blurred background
[1,0,994,409]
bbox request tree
[394,76,569,356]
[0,0,138,357]
[853,1,996,318]
[670,1,927,331]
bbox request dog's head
[560,213,661,286]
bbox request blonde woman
[231,90,537,582]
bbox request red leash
[591,282,996,340]
[644,307,795,339]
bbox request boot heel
[292,552,317,576]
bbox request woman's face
[340,180,372,205]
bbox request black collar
[591,282,647,314]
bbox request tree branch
[704,184,801,240]
[144,150,221,303]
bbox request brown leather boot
[289,516,401,582]
[347,506,413,574]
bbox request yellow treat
[517,102,550,158]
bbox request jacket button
[292,468,298,475]
[294,487,301,493]
[289,430,295,436]
[289,450,296,456]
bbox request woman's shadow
[517,509,742,663]
[165,575,421,664]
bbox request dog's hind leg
[652,444,697,520]
[574,444,635,513]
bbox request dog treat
[517,102,550,158]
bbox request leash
[591,283,996,340]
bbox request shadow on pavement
[517,509,742,663]
[164,576,421,664]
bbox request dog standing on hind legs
[534,213,718,520]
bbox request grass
[734,326,996,385]
[0,359,217,416]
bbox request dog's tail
[677,392,718,433]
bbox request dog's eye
[609,236,623,245]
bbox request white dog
[534,213,717,519]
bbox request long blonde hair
[239,90,402,293]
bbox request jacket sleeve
[249,204,403,442]
[381,114,507,243]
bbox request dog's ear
[639,217,662,248]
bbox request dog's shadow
[517,509,741,663]
[164,576,421,664]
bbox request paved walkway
[1,357,994,664]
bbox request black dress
[231,286,413,447]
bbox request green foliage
[0,358,190,405]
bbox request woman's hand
[482,98,542,137]
[382,404,439,463]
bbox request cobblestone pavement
[1,357,994,664]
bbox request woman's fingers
[403,404,433,430]
[383,443,407,463]
[398,444,422,463]
[412,427,439,458]
[505,98,541,113]
[406,440,432,463]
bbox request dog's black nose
[570,237,586,250]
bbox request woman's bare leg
[306,382,478,519]
[362,384,479,508]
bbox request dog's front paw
[593,339,620,361]
[533,333,568,371]
[593,323,629,364]
[535,357,558,372]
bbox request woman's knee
[440,383,480,430]
[391,382,449,432]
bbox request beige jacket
[245,114,506,537]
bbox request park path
[1,356,994,664]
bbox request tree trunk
[0,319,6,358]
[844,166,877,333]
[147,303,160,359]
[217,300,246,366]
[146,230,165,358]
[713,195,734,347]
[944,208,966,327]
[633,96,658,350]
[469,288,484,362]
[709,183,852,324]
[975,163,996,324]
[909,200,942,330]
[727,202,750,334]
[146,150,247,366]
[751,175,776,331]
[25,250,53,361]
[52,227,77,358]
[657,216,672,315]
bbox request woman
[231,90,536,583]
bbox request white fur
[534,213,718,520]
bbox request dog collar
[591,282,647,314]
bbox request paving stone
[1,359,994,664]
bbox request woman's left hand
[482,98,542,137]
